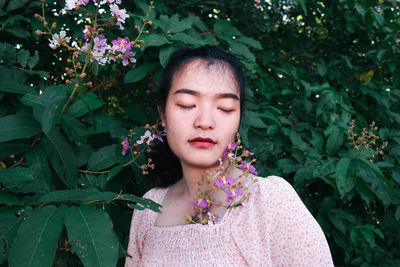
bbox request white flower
[65,0,89,10]
[136,130,154,145]
[48,31,71,49]
[110,4,129,30]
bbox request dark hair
[151,46,246,188]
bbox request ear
[157,105,166,127]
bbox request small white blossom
[110,4,129,30]
[49,31,71,49]
[136,130,154,145]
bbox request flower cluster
[186,134,258,225]
[120,123,166,174]
[348,120,389,162]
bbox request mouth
[189,137,216,148]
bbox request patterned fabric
[125,176,334,267]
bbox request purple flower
[111,37,132,53]
[236,187,244,196]
[153,129,166,142]
[226,176,236,185]
[226,190,234,202]
[110,4,129,30]
[93,34,108,53]
[240,160,258,175]
[189,200,198,206]
[199,198,209,209]
[121,137,130,155]
[121,51,136,66]
[215,178,223,188]
[222,141,238,157]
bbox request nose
[193,106,215,130]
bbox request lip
[189,137,216,148]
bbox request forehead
[169,59,239,96]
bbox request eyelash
[178,105,233,113]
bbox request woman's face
[161,59,241,170]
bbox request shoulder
[251,175,298,199]
[142,186,168,203]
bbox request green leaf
[0,81,36,94]
[8,205,65,267]
[0,114,40,142]
[243,110,268,128]
[159,46,177,68]
[61,115,89,143]
[6,0,30,11]
[0,191,21,205]
[17,50,30,68]
[357,158,394,208]
[39,85,69,135]
[0,42,17,65]
[28,51,39,69]
[0,140,30,157]
[335,157,356,197]
[124,62,158,84]
[39,188,99,204]
[142,34,170,48]
[42,129,77,189]
[67,92,104,118]
[236,36,262,49]
[213,20,241,36]
[160,14,193,34]
[106,165,123,181]
[25,145,52,192]
[92,59,99,76]
[65,205,119,267]
[0,167,33,184]
[87,144,118,171]
[354,4,366,16]
[326,126,344,156]
[230,42,255,62]
[0,207,26,263]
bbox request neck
[178,158,231,199]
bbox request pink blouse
[125,176,334,266]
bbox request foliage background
[0,0,400,266]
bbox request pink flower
[222,141,238,157]
[65,0,89,10]
[240,160,258,175]
[199,198,208,209]
[111,37,132,53]
[110,4,129,30]
[121,51,136,66]
[121,137,130,155]
[93,34,108,53]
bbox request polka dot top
[125,176,334,266]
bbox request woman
[125,46,334,266]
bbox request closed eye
[178,104,195,110]
[218,108,234,113]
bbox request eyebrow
[173,88,239,100]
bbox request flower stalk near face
[34,0,154,113]
[187,133,259,225]
[347,120,388,162]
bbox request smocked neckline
[150,186,236,230]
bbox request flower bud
[147,20,153,25]
[65,79,72,84]
[51,22,56,29]
[79,72,86,78]
[134,44,141,48]
[67,58,72,63]
[43,21,48,27]
[134,25,140,30]
[144,30,149,34]
[87,82,92,87]
[35,30,42,36]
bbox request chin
[184,157,221,169]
